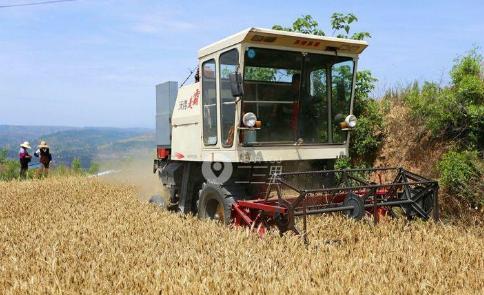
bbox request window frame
[218,48,240,148]
[201,58,218,146]
[239,44,357,146]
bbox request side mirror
[229,72,244,97]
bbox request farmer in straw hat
[34,141,52,177]
[18,141,32,179]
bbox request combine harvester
[153,28,439,237]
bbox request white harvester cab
[157,27,367,164]
[154,27,398,219]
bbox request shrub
[88,162,100,175]
[405,49,484,149]
[438,150,482,206]
[71,158,82,173]
[450,49,482,86]
[0,147,19,181]
[0,148,7,165]
[0,161,20,181]
[334,157,351,170]
[350,71,383,164]
[353,70,378,116]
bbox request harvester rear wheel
[198,183,234,225]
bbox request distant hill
[0,125,76,149]
[0,125,155,168]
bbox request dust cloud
[98,149,161,202]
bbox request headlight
[345,115,357,128]
[242,112,257,127]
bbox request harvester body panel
[171,82,202,161]
[156,81,178,148]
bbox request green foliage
[335,157,352,170]
[353,70,378,116]
[0,148,8,164]
[244,67,277,81]
[351,102,383,160]
[88,162,100,175]
[350,71,382,164]
[330,13,371,40]
[450,49,482,86]
[273,13,370,40]
[0,160,20,181]
[71,158,82,173]
[405,49,484,149]
[466,104,484,147]
[438,150,482,205]
[273,15,325,36]
[0,147,19,181]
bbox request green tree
[273,15,325,36]
[330,13,371,40]
[273,13,371,40]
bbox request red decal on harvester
[188,89,200,109]
[178,88,200,111]
[294,39,321,47]
[175,152,185,159]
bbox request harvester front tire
[198,183,234,225]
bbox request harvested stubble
[0,178,483,294]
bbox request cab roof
[198,27,368,58]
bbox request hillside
[352,50,483,220]
[41,127,154,168]
[374,105,475,223]
[0,125,75,149]
[0,177,482,293]
[0,125,155,168]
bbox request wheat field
[1,177,483,294]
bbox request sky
[0,0,482,128]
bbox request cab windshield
[242,47,354,145]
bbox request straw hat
[38,141,49,148]
[20,141,31,149]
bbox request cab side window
[202,59,217,145]
[219,49,239,147]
